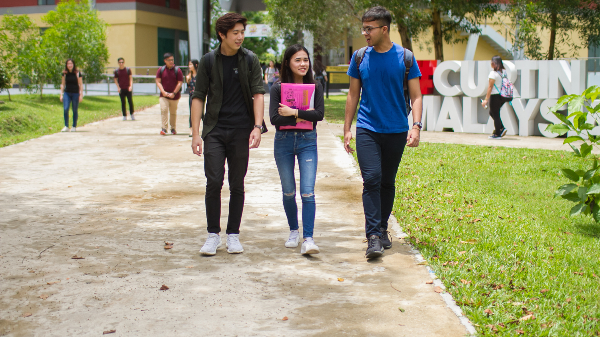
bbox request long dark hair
[491,55,505,72]
[190,59,199,72]
[313,59,325,74]
[64,58,77,74]
[279,44,315,84]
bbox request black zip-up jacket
[191,45,265,139]
[269,81,325,130]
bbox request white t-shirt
[488,70,505,95]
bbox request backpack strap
[403,48,413,116]
[204,50,216,82]
[244,48,254,75]
[354,47,368,80]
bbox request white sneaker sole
[199,242,222,256]
[301,246,320,255]
[226,245,244,254]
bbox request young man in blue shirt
[344,6,423,259]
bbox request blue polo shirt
[347,43,421,133]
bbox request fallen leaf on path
[21,313,32,317]
[540,289,549,293]
[520,314,535,321]
[417,261,428,265]
[516,329,525,334]
[71,255,84,259]
[426,280,433,284]
[68,186,72,188]
[103,330,116,335]
[484,309,493,316]
[398,307,405,312]
[434,286,443,293]
[460,279,471,285]
[47,280,60,285]
[282,316,288,321]
[39,294,49,300]
[337,278,344,282]
[28,270,35,273]
[185,266,194,269]
[164,241,173,249]
[159,285,169,291]
[460,239,477,244]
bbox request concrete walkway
[1,98,467,336]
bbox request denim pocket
[301,130,317,141]
[274,131,287,141]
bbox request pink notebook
[279,83,315,130]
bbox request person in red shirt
[114,57,134,121]
[155,53,183,135]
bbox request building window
[165,0,170,8]
[180,0,187,12]
[38,0,55,5]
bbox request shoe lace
[367,236,378,249]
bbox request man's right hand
[191,135,203,156]
[344,130,354,153]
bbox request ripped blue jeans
[274,129,318,238]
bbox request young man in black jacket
[190,13,265,256]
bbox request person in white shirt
[481,55,509,139]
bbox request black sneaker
[500,128,507,137]
[380,231,392,249]
[366,235,384,259]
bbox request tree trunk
[40,81,43,99]
[548,11,557,60]
[398,23,413,51]
[7,89,11,101]
[432,8,444,61]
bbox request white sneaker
[226,234,244,254]
[199,233,221,256]
[61,126,69,132]
[70,127,76,132]
[123,116,127,121]
[130,114,135,120]
[285,230,300,248]
[301,238,320,255]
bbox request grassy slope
[0,94,158,147]
[394,143,600,336]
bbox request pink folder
[279,83,315,130]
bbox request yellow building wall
[473,38,500,61]
[135,24,159,74]
[106,24,136,69]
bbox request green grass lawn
[0,94,158,147]
[348,139,600,336]
[324,94,352,124]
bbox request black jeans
[356,127,408,238]
[489,94,506,136]
[204,126,252,234]
[119,90,134,116]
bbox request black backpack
[114,67,131,77]
[354,46,414,115]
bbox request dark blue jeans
[356,127,408,238]
[63,92,79,127]
[274,129,318,238]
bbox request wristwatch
[254,124,264,132]
[413,122,423,130]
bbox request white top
[265,67,278,82]
[488,70,504,95]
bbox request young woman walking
[186,59,199,137]
[270,44,324,255]
[482,55,509,139]
[60,58,83,132]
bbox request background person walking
[270,44,324,255]
[344,6,423,259]
[264,60,278,91]
[155,52,183,135]
[114,57,134,121]
[186,59,199,137]
[481,55,509,139]
[60,58,83,132]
